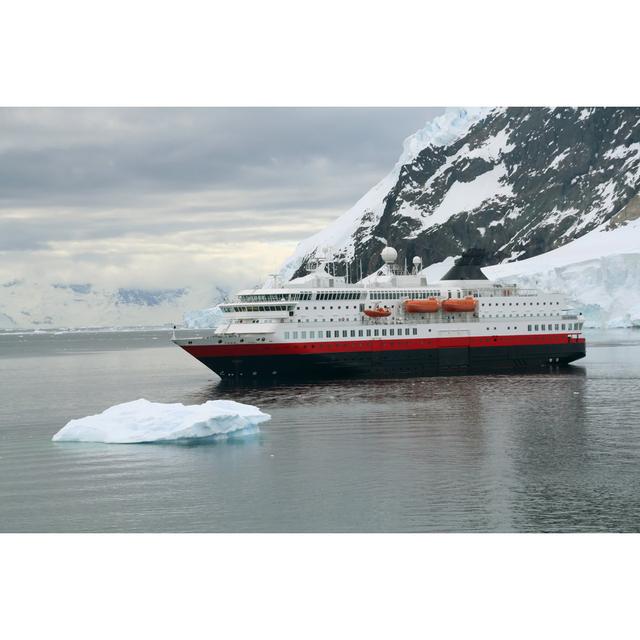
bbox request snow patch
[420,256,457,282]
[52,399,270,444]
[548,149,570,170]
[426,163,512,226]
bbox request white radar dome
[381,247,398,264]
[412,256,422,266]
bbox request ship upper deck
[208,248,580,336]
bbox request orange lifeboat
[404,298,440,313]
[442,296,477,312]
[363,306,391,318]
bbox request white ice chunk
[52,399,270,444]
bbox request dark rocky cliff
[287,107,640,279]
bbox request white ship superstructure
[175,248,585,380]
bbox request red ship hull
[179,334,586,381]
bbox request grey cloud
[0,108,443,288]
[0,108,442,203]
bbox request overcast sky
[0,107,443,292]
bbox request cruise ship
[174,248,586,380]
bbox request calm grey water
[1,329,640,532]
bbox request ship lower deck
[178,335,586,381]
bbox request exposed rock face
[283,107,640,280]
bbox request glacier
[183,304,224,329]
[483,219,640,328]
[52,399,270,444]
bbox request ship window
[382,329,387,336]
[333,331,339,337]
[390,329,394,336]
[284,332,290,339]
[358,330,363,336]
[326,331,331,338]
[342,331,348,337]
[374,329,379,336]
[366,330,371,336]
[534,325,539,331]
[310,331,315,339]
[541,324,546,330]
[350,330,355,337]
[561,324,566,330]
[293,331,298,339]
[412,328,417,335]
[405,328,410,335]
[554,324,559,330]
[301,331,306,339]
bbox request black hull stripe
[188,342,586,380]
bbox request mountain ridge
[0,280,228,330]
[281,107,640,281]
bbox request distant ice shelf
[52,398,270,444]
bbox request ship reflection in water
[1,329,639,532]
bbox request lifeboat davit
[363,306,391,318]
[442,296,477,312]
[404,298,440,313]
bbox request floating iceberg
[52,399,270,444]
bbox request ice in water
[52,398,270,444]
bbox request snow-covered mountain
[280,107,640,326]
[0,280,228,330]
[281,107,640,278]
